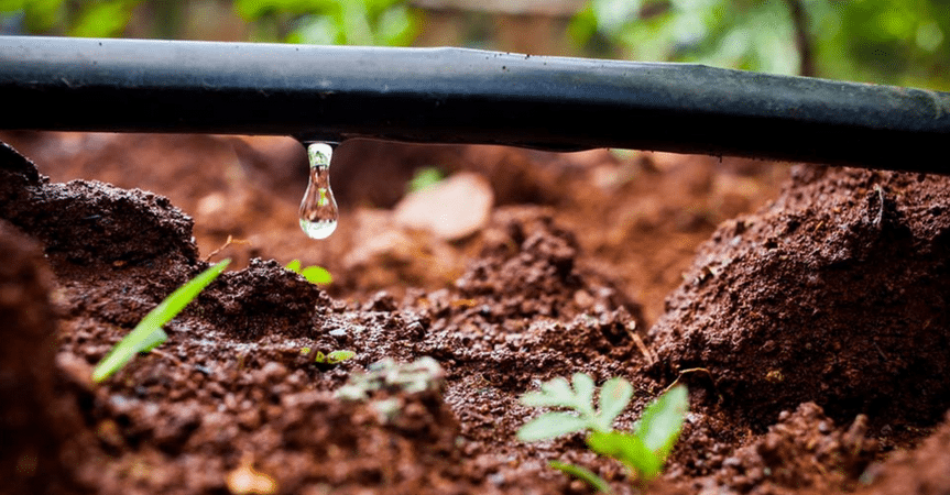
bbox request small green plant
[313,349,356,364]
[518,373,688,492]
[286,259,332,286]
[406,166,445,193]
[92,259,231,383]
[335,357,444,401]
[335,357,445,424]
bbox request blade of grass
[92,259,231,383]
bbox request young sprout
[285,259,332,286]
[517,373,633,440]
[586,386,688,482]
[335,357,444,402]
[518,373,688,492]
[314,350,356,364]
[91,259,231,383]
[407,166,446,193]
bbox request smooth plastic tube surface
[1,36,948,170]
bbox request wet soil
[2,132,949,495]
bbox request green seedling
[335,357,444,401]
[407,166,445,193]
[336,357,445,424]
[286,259,332,286]
[314,349,356,364]
[92,259,231,383]
[518,373,688,492]
[518,373,633,439]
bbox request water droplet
[299,142,339,239]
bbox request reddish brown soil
[650,167,950,436]
[2,132,949,495]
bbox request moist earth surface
[1,132,949,495]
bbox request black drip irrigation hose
[1,36,948,172]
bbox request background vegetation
[571,0,949,89]
[1,0,947,89]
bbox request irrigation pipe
[1,36,948,171]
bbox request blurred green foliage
[234,0,419,45]
[0,0,419,46]
[0,0,140,37]
[407,166,446,193]
[570,0,950,89]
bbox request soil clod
[650,165,950,436]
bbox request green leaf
[595,376,633,431]
[0,0,25,11]
[234,0,333,20]
[572,373,596,414]
[92,259,231,383]
[8,0,64,32]
[314,350,327,363]
[549,461,615,495]
[373,5,417,47]
[637,385,688,459]
[567,4,598,46]
[287,259,332,285]
[138,328,168,353]
[521,377,577,408]
[286,259,302,273]
[326,350,356,364]
[69,0,138,38]
[587,430,663,481]
[300,265,332,285]
[407,167,445,193]
[517,412,589,442]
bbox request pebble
[394,172,494,240]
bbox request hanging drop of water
[299,142,339,239]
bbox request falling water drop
[299,142,339,239]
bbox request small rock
[259,362,288,382]
[394,172,493,241]
[226,459,277,495]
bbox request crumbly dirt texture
[2,132,949,495]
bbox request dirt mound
[0,141,207,334]
[456,207,639,321]
[200,258,332,340]
[0,143,198,272]
[710,402,877,494]
[649,165,950,436]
